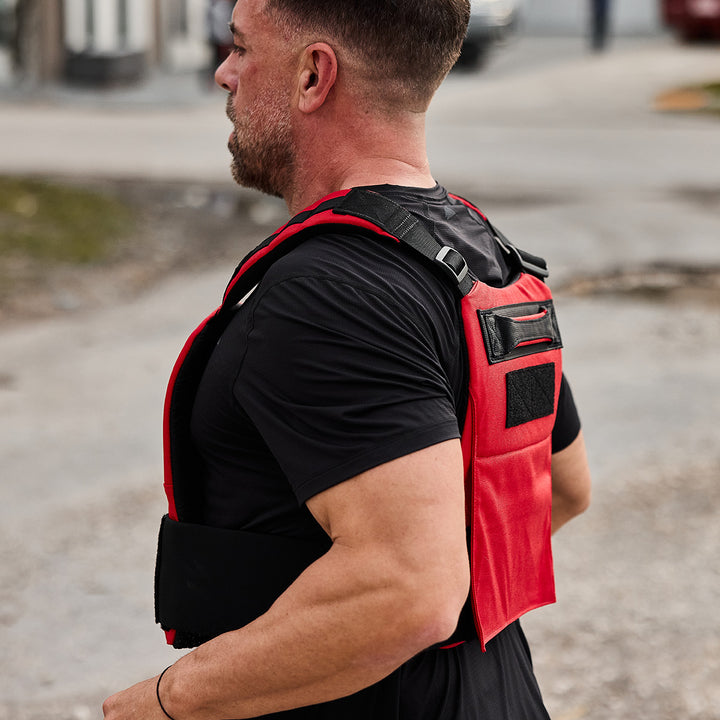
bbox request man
[589,0,612,52]
[103,0,591,718]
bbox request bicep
[238,275,460,503]
[551,430,591,512]
[306,439,469,592]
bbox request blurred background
[1,1,719,719]
[0,0,707,87]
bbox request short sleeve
[234,272,461,504]
[551,374,582,453]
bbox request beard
[226,91,295,198]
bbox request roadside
[0,176,285,325]
[2,172,719,327]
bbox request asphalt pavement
[1,35,719,720]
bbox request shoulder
[232,229,465,499]
[254,229,460,332]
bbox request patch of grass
[0,176,134,264]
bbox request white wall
[519,0,662,35]
[161,0,210,71]
[64,0,152,54]
[126,0,151,50]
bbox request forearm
[159,541,458,719]
[104,441,469,720]
[551,490,586,534]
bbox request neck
[283,109,434,216]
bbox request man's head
[217,0,469,202]
[217,0,299,197]
[224,79,295,197]
[264,0,471,112]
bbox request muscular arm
[551,429,591,534]
[103,439,469,719]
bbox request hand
[103,674,168,720]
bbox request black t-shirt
[190,184,579,718]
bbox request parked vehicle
[661,0,720,41]
[458,0,519,68]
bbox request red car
[662,0,720,41]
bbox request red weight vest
[156,188,561,650]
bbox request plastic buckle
[435,246,469,285]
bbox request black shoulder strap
[484,218,549,280]
[333,188,476,296]
[446,192,550,281]
[219,188,475,309]
[336,188,549,284]
[221,188,546,314]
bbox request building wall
[0,0,211,85]
[159,0,210,71]
[1,0,665,88]
[64,0,152,54]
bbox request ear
[297,42,338,114]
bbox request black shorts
[257,621,550,720]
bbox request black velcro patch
[505,363,556,428]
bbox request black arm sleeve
[551,374,581,453]
[235,272,461,505]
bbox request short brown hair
[264,0,470,110]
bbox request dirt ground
[0,178,285,326]
[4,176,719,324]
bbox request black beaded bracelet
[156,665,177,720]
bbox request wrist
[157,666,177,720]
